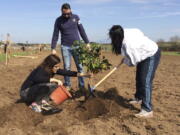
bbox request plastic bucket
[50,85,72,105]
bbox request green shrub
[73,41,112,74]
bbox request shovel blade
[88,84,96,97]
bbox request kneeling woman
[109,25,161,118]
[20,54,90,113]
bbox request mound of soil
[76,98,108,121]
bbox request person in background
[51,3,90,93]
[20,54,90,114]
[109,25,161,118]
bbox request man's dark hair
[109,25,124,55]
[61,3,71,11]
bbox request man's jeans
[135,49,161,112]
[61,45,85,88]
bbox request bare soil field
[0,51,179,135]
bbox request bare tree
[157,39,165,43]
[170,35,180,42]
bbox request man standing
[51,3,90,91]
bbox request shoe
[41,100,62,115]
[29,102,42,113]
[72,88,86,101]
[75,88,87,98]
[41,108,62,115]
[41,100,53,111]
[135,109,153,118]
[42,99,50,105]
[129,98,142,104]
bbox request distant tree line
[1,35,180,52]
[157,35,180,51]
[16,43,49,46]
[0,41,3,46]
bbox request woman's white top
[121,28,158,66]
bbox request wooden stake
[5,33,10,66]
[5,51,8,65]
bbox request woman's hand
[78,73,92,78]
[50,78,63,85]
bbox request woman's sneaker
[41,100,62,115]
[29,102,42,113]
[41,100,53,110]
[135,109,153,118]
[129,98,142,104]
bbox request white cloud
[128,0,178,5]
[130,11,180,19]
[72,0,114,4]
[129,0,150,3]
[72,0,150,4]
[145,11,180,18]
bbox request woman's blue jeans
[135,49,161,112]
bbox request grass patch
[12,51,32,56]
[0,54,6,62]
[162,51,180,56]
[0,51,36,62]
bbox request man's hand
[52,49,57,54]
[86,43,91,50]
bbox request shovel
[88,62,123,96]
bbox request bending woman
[109,25,161,118]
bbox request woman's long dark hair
[109,25,124,55]
[39,54,61,74]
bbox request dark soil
[0,51,179,135]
